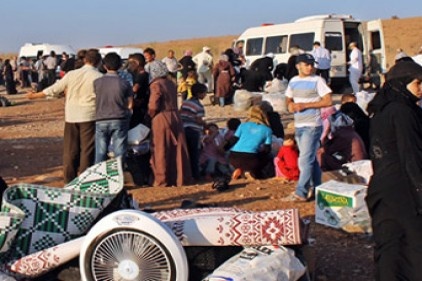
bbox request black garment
[286,55,299,81]
[4,64,17,94]
[273,63,287,80]
[249,57,273,81]
[130,71,150,128]
[315,68,330,83]
[267,111,284,139]
[229,151,274,179]
[340,102,370,153]
[366,78,422,280]
[61,57,76,73]
[179,55,195,79]
[240,69,265,92]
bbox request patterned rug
[0,158,123,277]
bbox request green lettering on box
[317,190,353,207]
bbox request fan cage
[83,228,177,281]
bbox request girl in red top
[274,134,299,183]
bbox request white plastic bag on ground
[262,92,288,113]
[233,90,263,111]
[203,246,306,281]
[342,160,373,185]
[128,123,150,145]
[355,90,375,115]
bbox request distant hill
[381,16,422,68]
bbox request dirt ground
[0,86,374,281]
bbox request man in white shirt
[27,49,103,183]
[348,42,363,94]
[311,41,331,83]
[193,46,214,92]
[161,49,178,79]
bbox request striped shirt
[180,98,205,132]
[285,75,331,127]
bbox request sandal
[231,168,243,180]
[281,193,307,202]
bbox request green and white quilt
[0,158,123,277]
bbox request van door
[365,20,386,72]
[323,21,347,80]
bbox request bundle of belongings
[0,158,310,281]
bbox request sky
[1,0,420,53]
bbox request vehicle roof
[238,14,360,39]
[98,47,144,59]
[19,43,76,58]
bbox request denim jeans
[349,68,361,94]
[295,126,323,198]
[95,119,129,164]
[184,127,201,180]
[219,97,225,107]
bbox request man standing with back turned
[283,53,332,202]
[311,41,331,83]
[27,49,103,183]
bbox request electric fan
[80,210,188,281]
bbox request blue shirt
[231,122,272,153]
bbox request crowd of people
[18,43,375,191]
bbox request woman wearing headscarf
[147,61,192,187]
[365,61,422,280]
[212,54,235,107]
[317,111,367,171]
[229,105,273,179]
[3,59,17,95]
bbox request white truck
[235,14,385,88]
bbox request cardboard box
[315,180,372,233]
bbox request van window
[265,35,288,54]
[325,32,343,51]
[289,33,315,51]
[246,38,263,56]
[370,31,382,50]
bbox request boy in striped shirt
[180,83,207,180]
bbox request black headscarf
[367,61,422,116]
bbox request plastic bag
[262,93,288,113]
[128,123,150,145]
[203,246,306,281]
[233,90,263,112]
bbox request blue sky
[1,0,420,53]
